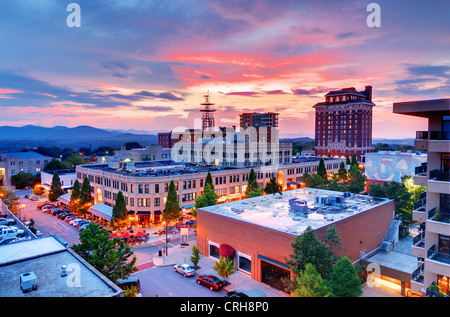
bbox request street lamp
[163,209,168,256]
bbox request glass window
[209,244,219,259]
[238,255,251,274]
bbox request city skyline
[0,1,449,138]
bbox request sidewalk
[152,243,288,297]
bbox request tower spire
[200,91,215,131]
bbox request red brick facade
[197,199,395,284]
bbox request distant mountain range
[0,125,415,152]
[0,125,158,151]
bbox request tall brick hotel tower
[314,86,375,160]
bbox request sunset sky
[0,0,449,138]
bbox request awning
[137,211,151,216]
[219,244,235,258]
[287,182,299,186]
[127,210,135,215]
[88,203,113,222]
[57,193,71,205]
[258,255,290,270]
[154,210,162,215]
[182,204,195,209]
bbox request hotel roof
[199,187,392,236]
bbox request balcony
[429,169,450,182]
[415,131,428,150]
[428,170,450,194]
[429,130,450,140]
[412,199,427,222]
[412,232,426,258]
[411,264,424,284]
[427,244,450,266]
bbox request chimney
[365,85,373,101]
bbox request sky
[0,0,449,139]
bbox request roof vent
[61,265,67,277]
[20,272,38,293]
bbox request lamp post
[163,209,168,256]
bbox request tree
[33,184,45,196]
[264,177,281,194]
[369,183,386,198]
[327,257,362,297]
[69,179,81,212]
[195,172,219,209]
[48,172,64,202]
[284,226,334,292]
[347,164,367,194]
[325,225,344,258]
[212,256,236,282]
[64,153,86,169]
[303,172,327,188]
[0,187,20,216]
[326,175,347,192]
[164,180,181,223]
[351,154,358,167]
[346,155,351,165]
[111,191,128,228]
[79,177,93,213]
[44,158,71,171]
[293,263,334,297]
[337,161,348,181]
[11,172,37,189]
[245,169,260,197]
[72,222,137,283]
[191,245,200,268]
[317,158,327,179]
[124,142,142,150]
[28,218,37,235]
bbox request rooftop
[0,236,122,297]
[199,187,392,236]
[393,98,450,118]
[3,151,48,159]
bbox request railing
[415,165,427,176]
[414,199,426,211]
[429,169,450,182]
[427,244,450,265]
[412,264,424,283]
[416,130,450,140]
[428,208,450,223]
[426,283,449,297]
[416,131,428,140]
[429,130,450,140]
[413,232,425,248]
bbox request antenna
[200,91,215,131]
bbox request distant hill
[0,125,158,151]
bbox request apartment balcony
[411,264,425,293]
[414,164,427,186]
[426,245,450,278]
[427,208,450,235]
[415,131,428,151]
[412,232,426,258]
[428,169,450,194]
[412,199,427,222]
[415,130,450,152]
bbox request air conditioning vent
[20,272,38,293]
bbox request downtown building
[314,86,375,160]
[393,98,450,297]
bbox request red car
[196,275,224,291]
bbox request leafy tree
[164,180,181,223]
[347,164,367,194]
[326,175,347,192]
[123,285,139,297]
[338,161,348,181]
[327,257,362,297]
[79,177,93,213]
[195,172,219,209]
[33,184,45,196]
[346,155,351,165]
[0,187,20,216]
[264,177,281,194]
[124,142,142,150]
[245,169,260,197]
[49,172,65,202]
[64,153,86,169]
[212,256,236,282]
[191,245,200,268]
[11,172,37,189]
[325,225,344,258]
[111,191,128,228]
[369,183,386,198]
[317,158,327,179]
[247,187,263,198]
[44,158,71,171]
[293,263,334,297]
[351,154,358,167]
[284,226,334,291]
[78,146,92,156]
[69,179,81,212]
[72,222,137,283]
[303,172,327,188]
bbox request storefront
[259,255,290,293]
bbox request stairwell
[380,219,402,253]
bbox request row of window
[10,160,47,166]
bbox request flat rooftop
[79,157,338,178]
[0,236,122,297]
[199,187,392,236]
[393,98,450,118]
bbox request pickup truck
[0,218,15,226]
[0,226,25,240]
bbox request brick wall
[197,199,395,282]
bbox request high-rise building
[393,98,450,297]
[314,86,375,160]
[240,112,279,143]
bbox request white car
[0,218,15,226]
[173,264,196,277]
[69,218,82,225]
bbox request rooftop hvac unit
[20,272,38,293]
[315,196,330,205]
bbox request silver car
[173,264,196,277]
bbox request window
[209,243,220,259]
[154,198,160,207]
[155,184,160,193]
[238,253,251,274]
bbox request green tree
[369,183,386,198]
[284,226,334,292]
[245,169,260,197]
[317,158,327,179]
[48,172,64,202]
[69,179,81,212]
[111,191,128,228]
[303,173,327,188]
[191,245,200,268]
[72,222,137,283]
[79,177,93,213]
[351,154,358,167]
[325,225,344,258]
[346,155,351,165]
[212,256,236,283]
[195,172,219,209]
[44,158,71,171]
[293,263,334,297]
[347,164,367,194]
[327,257,362,297]
[338,161,348,181]
[0,187,20,216]
[164,180,181,223]
[11,172,37,189]
[264,177,281,194]
[64,153,86,169]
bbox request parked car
[173,264,196,277]
[116,277,141,292]
[64,215,76,222]
[0,218,15,226]
[196,275,225,291]
[0,226,25,240]
[75,220,90,228]
[52,209,64,216]
[69,218,82,226]
[186,220,196,227]
[0,237,19,245]
[225,291,249,297]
